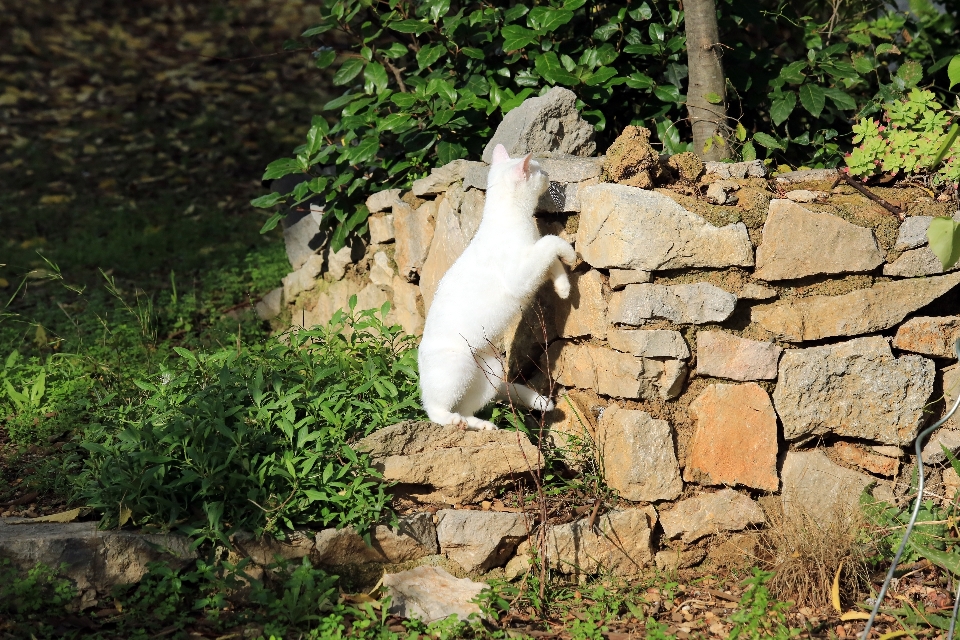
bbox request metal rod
[861,338,960,639]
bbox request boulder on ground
[436,510,533,573]
[356,421,542,504]
[659,489,766,544]
[383,566,487,623]
[781,450,873,524]
[312,513,439,566]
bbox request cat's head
[486,144,548,201]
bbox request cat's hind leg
[499,383,555,412]
[453,347,505,431]
[421,345,499,430]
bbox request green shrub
[254,0,959,251]
[77,299,422,545]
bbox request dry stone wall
[255,87,960,580]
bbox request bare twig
[840,172,905,221]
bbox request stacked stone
[258,86,960,579]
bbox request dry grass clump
[757,499,871,609]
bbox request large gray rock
[540,155,604,183]
[752,272,960,342]
[282,205,324,270]
[576,184,755,271]
[773,336,935,445]
[0,519,194,594]
[781,450,873,523]
[366,188,402,213]
[753,200,884,281]
[255,287,283,321]
[419,196,470,312]
[607,329,690,359]
[383,566,487,623]
[369,214,395,244]
[896,216,936,250]
[703,160,767,178]
[282,253,325,302]
[436,510,532,573]
[696,331,781,381]
[549,341,687,401]
[608,282,737,326]
[534,508,657,577]
[411,160,485,196]
[893,316,960,358]
[554,269,607,339]
[394,200,438,281]
[884,247,957,277]
[608,269,651,289]
[660,489,766,544]
[481,87,596,162]
[310,513,438,566]
[356,422,542,504]
[597,404,682,502]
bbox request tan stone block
[554,269,607,339]
[597,404,682,502]
[893,316,960,359]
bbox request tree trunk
[684,0,729,161]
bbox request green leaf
[653,84,681,103]
[527,7,573,33]
[503,5,529,23]
[593,23,620,41]
[364,63,388,93]
[799,83,826,118]
[875,43,900,55]
[822,87,857,110]
[928,216,960,271]
[416,44,445,69]
[388,19,433,34]
[324,92,359,111]
[949,55,960,90]
[910,540,960,576]
[461,47,485,60]
[314,49,336,69]
[259,212,283,234]
[584,66,618,87]
[736,122,747,142]
[378,113,412,132]
[535,52,579,86]
[741,140,757,161]
[333,58,365,86]
[753,132,784,150]
[778,61,807,84]
[932,124,960,171]
[771,91,796,125]
[704,92,722,104]
[896,60,923,88]
[262,158,301,181]
[350,135,380,164]
[251,193,284,208]
[502,25,538,52]
[437,141,466,165]
[302,23,334,37]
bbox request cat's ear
[515,153,533,178]
[491,144,511,164]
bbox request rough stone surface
[922,363,960,463]
[538,509,657,577]
[369,251,395,287]
[544,391,594,467]
[833,442,900,476]
[300,278,361,328]
[554,269,607,339]
[667,152,705,182]
[704,160,767,179]
[420,197,470,312]
[775,168,838,183]
[884,246,956,277]
[232,530,314,566]
[753,200,884,281]
[781,450,873,523]
[255,287,283,321]
[705,180,739,205]
[391,276,425,336]
[549,341,687,401]
[366,188,402,213]
[540,155,604,183]
[436,510,532,573]
[383,566,486,623]
[773,336,935,445]
[459,189,485,239]
[608,282,737,326]
[740,283,778,300]
[784,189,823,203]
[597,404,682,502]
[283,206,324,270]
[463,164,489,191]
[608,329,690,359]
[356,421,542,504]
[659,489,766,544]
[369,214,395,244]
[0,519,195,593]
[609,269,651,289]
[602,126,666,189]
[282,253,325,301]
[576,184,754,271]
[394,200,437,281]
[326,243,355,282]
[896,216,935,250]
[481,87,596,162]
[752,272,960,341]
[685,383,780,491]
[312,513,438,566]
[893,316,960,358]
[655,548,707,571]
[412,160,483,196]
[696,331,781,381]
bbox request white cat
[418,144,576,431]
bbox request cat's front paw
[531,395,555,412]
[554,274,571,299]
[554,239,576,265]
